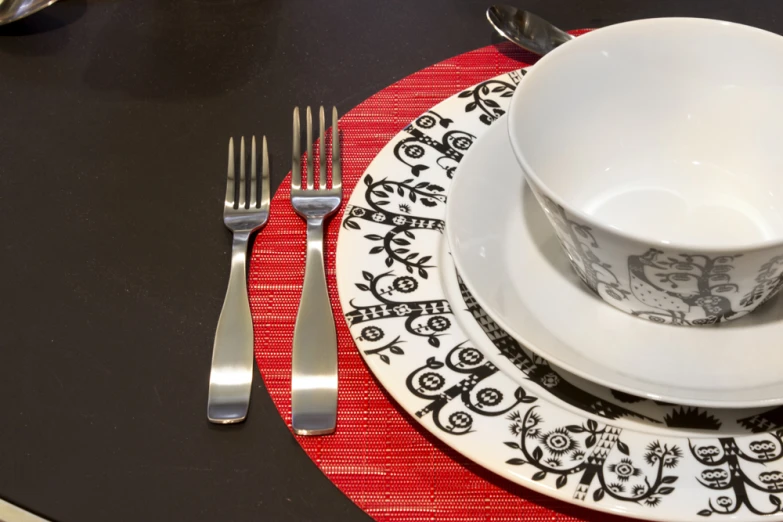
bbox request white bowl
[508,18,783,325]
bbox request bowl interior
[509,18,783,249]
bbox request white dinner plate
[336,68,783,521]
[446,115,783,409]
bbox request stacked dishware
[336,15,783,522]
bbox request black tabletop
[3,1,783,521]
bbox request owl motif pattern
[628,251,743,326]
[628,251,783,326]
[534,187,783,326]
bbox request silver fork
[207,135,270,424]
[290,106,342,435]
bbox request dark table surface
[3,1,783,521]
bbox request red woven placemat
[250,36,629,522]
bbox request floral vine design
[393,125,477,178]
[360,334,405,365]
[342,175,446,278]
[505,408,681,508]
[346,271,452,353]
[691,433,783,516]
[456,71,524,125]
[405,342,535,435]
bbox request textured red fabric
[250,36,631,522]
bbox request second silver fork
[208,136,270,424]
[290,106,342,435]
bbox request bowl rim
[508,16,783,253]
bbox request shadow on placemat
[490,37,543,65]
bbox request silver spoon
[487,5,574,56]
[0,0,60,26]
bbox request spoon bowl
[486,5,573,56]
[0,0,60,26]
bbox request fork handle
[292,219,338,435]
[207,233,254,424]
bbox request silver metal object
[290,106,342,436]
[486,5,574,56]
[0,0,59,25]
[207,135,270,424]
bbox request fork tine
[331,107,341,191]
[238,137,247,208]
[225,138,236,208]
[319,106,327,190]
[261,136,270,210]
[292,107,301,191]
[249,136,258,208]
[306,106,314,189]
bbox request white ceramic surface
[448,114,783,408]
[441,238,772,437]
[508,18,783,325]
[336,70,783,521]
